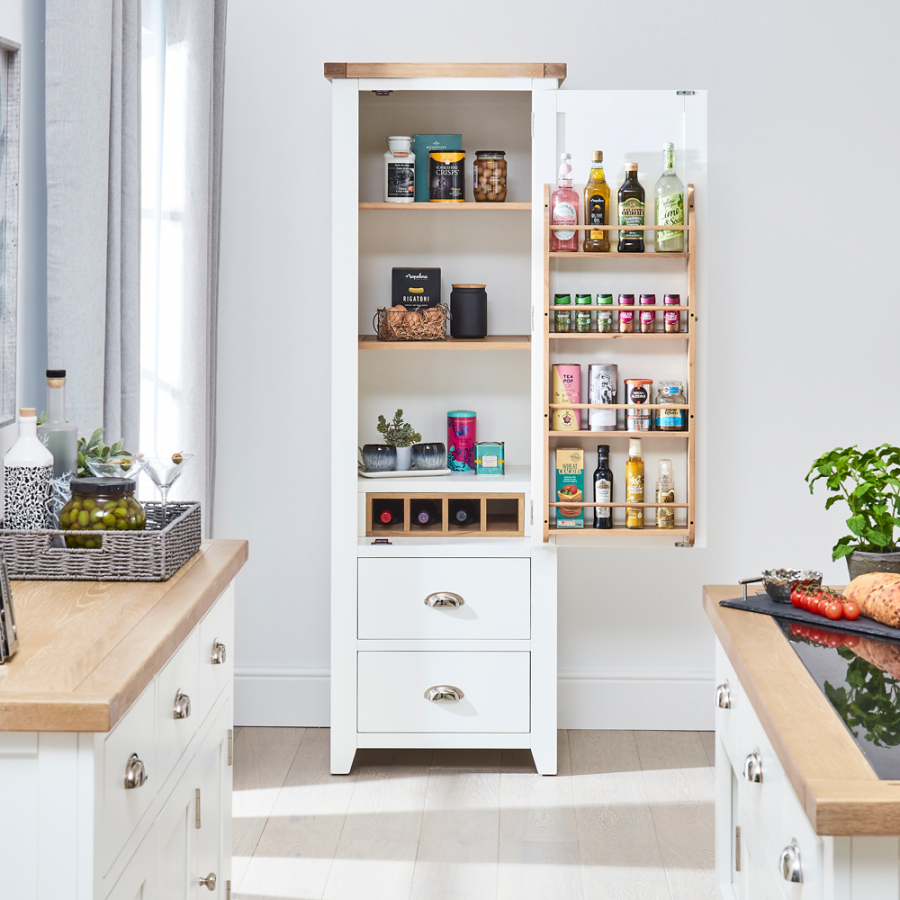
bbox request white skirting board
[235,666,715,730]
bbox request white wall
[217,0,900,727]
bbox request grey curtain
[45,0,141,450]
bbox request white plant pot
[394,446,412,471]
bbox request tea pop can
[447,411,477,471]
[551,364,581,431]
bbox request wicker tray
[0,502,201,582]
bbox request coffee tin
[447,410,477,471]
[430,151,465,202]
[551,365,581,431]
[588,364,618,431]
[624,379,653,431]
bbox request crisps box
[555,447,584,529]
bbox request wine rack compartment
[366,493,525,538]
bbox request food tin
[551,364,581,431]
[430,151,465,202]
[475,441,505,475]
[588,364,618,432]
[412,134,462,202]
[624,378,653,431]
[447,410,477,471]
[555,447,584,528]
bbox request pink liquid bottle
[550,152,579,252]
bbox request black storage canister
[450,284,488,339]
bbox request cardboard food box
[555,448,584,528]
[475,441,505,475]
[412,134,462,202]
[391,267,441,312]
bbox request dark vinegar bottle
[373,498,404,526]
[617,162,645,253]
[593,444,613,529]
[411,499,441,526]
[449,499,480,526]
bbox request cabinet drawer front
[358,557,530,640]
[199,584,235,720]
[157,627,201,786]
[102,681,157,875]
[358,651,530,733]
[715,641,740,767]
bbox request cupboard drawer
[102,681,157,875]
[156,627,200,786]
[357,651,530,733]
[199,584,234,720]
[357,557,530,640]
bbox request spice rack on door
[541,183,697,545]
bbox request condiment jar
[654,381,687,431]
[575,294,592,332]
[618,294,635,333]
[473,151,507,202]
[383,136,415,203]
[597,294,614,333]
[640,293,656,333]
[664,294,681,333]
[554,294,572,332]
[60,477,146,548]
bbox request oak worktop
[705,584,900,836]
[0,539,248,733]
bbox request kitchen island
[706,583,900,899]
[0,539,247,900]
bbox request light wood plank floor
[233,728,715,900]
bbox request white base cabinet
[0,584,235,900]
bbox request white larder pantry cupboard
[327,63,707,775]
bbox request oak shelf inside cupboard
[546,430,690,439]
[358,335,530,350]
[547,526,692,537]
[548,250,690,259]
[359,201,531,211]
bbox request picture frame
[0,548,18,662]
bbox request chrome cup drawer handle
[173,688,192,720]
[124,753,148,790]
[425,592,464,608]
[715,681,732,709]
[198,872,217,891]
[424,685,464,702]
[211,639,227,665]
[779,839,803,883]
[742,749,763,784]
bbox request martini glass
[143,453,195,526]
[86,454,148,481]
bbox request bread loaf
[844,572,900,629]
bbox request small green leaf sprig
[76,428,133,478]
[376,409,421,448]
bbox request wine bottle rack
[365,492,525,538]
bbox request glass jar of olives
[473,151,507,202]
[60,477,146,548]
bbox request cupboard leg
[330,732,357,775]
[531,732,558,776]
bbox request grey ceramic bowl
[412,442,446,470]
[361,444,396,472]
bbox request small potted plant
[376,409,421,472]
[806,444,900,579]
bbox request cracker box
[391,267,441,312]
[555,448,584,528]
[475,441,505,475]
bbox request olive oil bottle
[583,151,610,252]
[617,163,645,253]
[625,437,644,529]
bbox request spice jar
[60,477,146,548]
[473,151,507,202]
[654,381,687,431]
[664,294,681,333]
[554,294,572,332]
[575,294,592,332]
[597,294,614,333]
[618,294,635,333]
[640,293,656,333]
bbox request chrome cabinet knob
[779,839,803,883]
[211,640,226,665]
[198,872,217,891]
[173,688,192,720]
[424,685,464,702]
[124,753,148,790]
[715,681,732,709]
[424,592,464,608]
[742,749,763,784]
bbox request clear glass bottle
[654,142,685,252]
[656,459,675,529]
[625,438,644,529]
[550,153,579,252]
[583,151,610,252]
[37,369,78,478]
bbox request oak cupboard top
[0,540,248,733]
[324,62,566,82]
[704,584,900,836]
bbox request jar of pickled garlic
[473,151,507,202]
[60,477,146,548]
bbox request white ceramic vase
[394,446,412,471]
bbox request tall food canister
[450,284,488,339]
[447,411,477,471]
[624,379,653,431]
[551,364,581,431]
[588,364,618,432]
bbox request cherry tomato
[828,633,843,647]
[790,622,803,635]
[791,588,804,608]
[843,601,860,621]
[844,634,861,648]
[800,592,812,611]
[825,601,844,621]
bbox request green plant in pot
[806,444,900,579]
[376,410,421,472]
